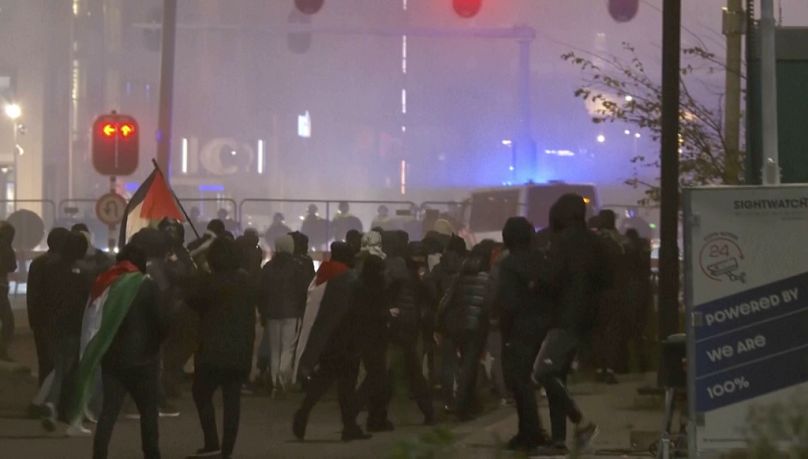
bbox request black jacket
[26,251,57,331]
[388,257,428,336]
[540,227,610,333]
[189,269,257,373]
[496,249,548,341]
[260,252,307,321]
[103,278,168,370]
[438,257,493,337]
[49,259,92,340]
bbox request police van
[465,182,599,242]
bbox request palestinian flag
[119,166,185,246]
[293,261,351,384]
[66,261,145,423]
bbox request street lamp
[4,103,21,212]
[4,104,21,120]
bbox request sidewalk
[1,300,668,457]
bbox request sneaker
[84,408,98,424]
[159,402,181,418]
[65,423,92,437]
[186,447,222,458]
[41,403,57,432]
[292,409,308,441]
[573,422,599,451]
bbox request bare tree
[563,43,743,205]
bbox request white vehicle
[465,182,600,242]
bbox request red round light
[453,0,482,18]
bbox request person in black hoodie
[186,237,257,459]
[351,231,394,432]
[0,221,17,360]
[533,194,608,453]
[384,232,435,425]
[92,241,167,459]
[436,242,494,421]
[497,217,549,453]
[156,219,198,400]
[260,234,306,395]
[293,242,369,442]
[27,227,69,384]
[424,234,466,412]
[41,231,90,431]
[289,231,316,285]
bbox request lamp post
[4,104,21,212]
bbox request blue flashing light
[124,182,139,193]
[198,184,225,192]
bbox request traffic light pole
[658,0,681,342]
[156,0,178,179]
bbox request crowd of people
[1,192,653,458]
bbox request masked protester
[259,235,307,396]
[533,194,608,454]
[157,219,198,400]
[293,242,369,442]
[497,217,551,454]
[40,231,90,433]
[435,242,494,421]
[186,237,257,459]
[27,227,70,387]
[91,240,168,459]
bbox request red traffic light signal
[294,0,324,15]
[608,0,639,23]
[453,0,482,18]
[92,113,139,176]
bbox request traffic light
[453,0,482,18]
[294,0,324,15]
[608,0,639,23]
[92,113,139,176]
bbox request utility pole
[658,0,681,342]
[722,0,744,184]
[759,0,780,185]
[156,0,178,178]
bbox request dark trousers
[533,329,583,430]
[502,332,545,447]
[355,339,391,425]
[192,367,244,456]
[389,333,434,419]
[32,326,53,386]
[162,305,199,398]
[0,287,13,355]
[93,365,161,459]
[452,329,487,417]
[299,355,360,430]
[439,336,458,406]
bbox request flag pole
[151,158,201,240]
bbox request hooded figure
[292,242,369,442]
[27,227,70,382]
[258,234,307,393]
[531,194,606,453]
